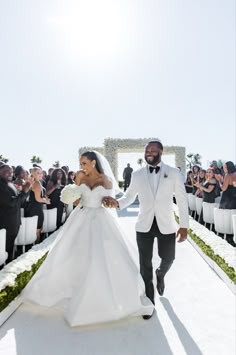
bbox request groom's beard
[145,154,161,166]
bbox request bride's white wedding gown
[22,184,154,327]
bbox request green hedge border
[0,253,47,312]
[175,214,236,284]
[188,229,236,283]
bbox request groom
[103,140,189,319]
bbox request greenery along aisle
[0,232,58,312]
[173,205,236,284]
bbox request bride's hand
[103,197,118,208]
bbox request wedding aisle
[0,207,235,355]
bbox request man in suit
[123,163,133,191]
[103,140,189,319]
[0,164,30,263]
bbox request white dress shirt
[147,162,162,196]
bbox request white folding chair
[0,229,8,266]
[14,216,38,254]
[41,208,57,237]
[214,208,236,239]
[187,193,197,219]
[195,197,203,222]
[202,202,219,230]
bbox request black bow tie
[149,166,160,174]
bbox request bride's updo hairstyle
[81,151,104,174]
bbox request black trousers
[136,218,176,304]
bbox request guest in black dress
[0,165,30,262]
[215,161,236,209]
[25,167,50,243]
[67,171,75,185]
[184,170,193,193]
[46,168,66,229]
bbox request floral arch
[79,138,186,180]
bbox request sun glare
[47,1,127,65]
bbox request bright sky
[0,0,235,177]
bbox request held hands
[43,197,51,205]
[176,228,188,243]
[102,196,119,209]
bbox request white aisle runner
[0,207,235,355]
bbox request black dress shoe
[156,270,165,296]
[142,310,154,320]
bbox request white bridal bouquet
[60,184,82,205]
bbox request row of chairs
[187,193,236,242]
[0,205,75,267]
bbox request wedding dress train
[22,184,154,326]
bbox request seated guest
[0,164,30,262]
[215,161,236,209]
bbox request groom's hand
[102,197,119,208]
[176,228,188,243]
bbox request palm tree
[53,161,60,168]
[186,153,202,169]
[137,158,144,167]
[0,154,9,163]
[30,156,42,164]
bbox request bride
[22,151,154,327]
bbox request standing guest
[194,169,206,198]
[45,168,54,188]
[195,168,218,203]
[210,160,222,175]
[103,140,189,318]
[123,163,133,191]
[0,164,31,262]
[191,165,200,195]
[67,171,75,185]
[25,167,50,243]
[184,170,193,193]
[215,161,236,209]
[14,165,26,188]
[61,165,69,176]
[46,168,66,229]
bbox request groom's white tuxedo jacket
[118,162,189,234]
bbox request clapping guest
[184,170,193,193]
[46,168,66,229]
[0,164,31,262]
[14,165,26,188]
[195,168,218,203]
[195,169,206,198]
[25,167,50,243]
